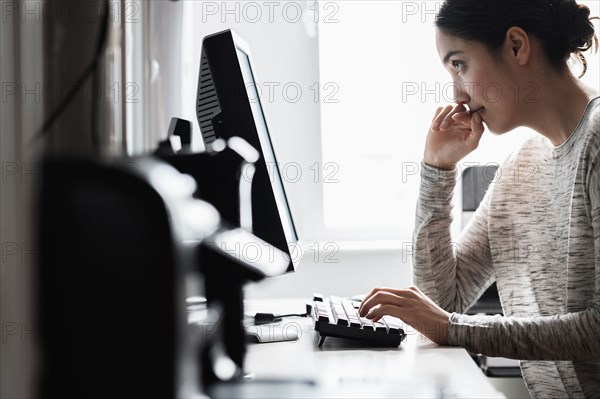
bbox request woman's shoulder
[580,96,600,160]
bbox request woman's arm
[447,309,600,361]
[359,104,493,345]
[362,150,600,358]
[412,161,496,314]
[361,157,600,357]
[410,103,491,313]
[444,148,600,361]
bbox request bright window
[318,1,600,240]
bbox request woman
[358,0,600,397]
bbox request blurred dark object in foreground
[37,157,219,398]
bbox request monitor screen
[235,48,298,246]
[197,30,300,271]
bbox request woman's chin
[484,120,510,135]
[487,126,502,135]
[489,123,515,135]
[482,113,519,135]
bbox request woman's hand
[358,286,451,345]
[423,104,485,170]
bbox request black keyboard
[310,294,406,347]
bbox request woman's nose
[453,83,470,104]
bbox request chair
[462,165,503,316]
[461,165,522,378]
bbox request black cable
[29,0,110,149]
[277,313,309,318]
[253,312,308,325]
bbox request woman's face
[435,28,524,134]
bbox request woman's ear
[504,26,531,66]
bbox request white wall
[246,247,412,299]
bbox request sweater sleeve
[413,162,496,314]
[446,150,600,361]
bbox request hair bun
[551,0,597,53]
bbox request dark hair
[435,0,599,78]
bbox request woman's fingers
[358,286,451,345]
[364,304,399,322]
[359,287,391,309]
[472,110,484,132]
[358,291,404,317]
[359,287,422,317]
[439,104,466,130]
[467,110,485,146]
[432,105,454,130]
[452,111,470,123]
[432,106,443,121]
[358,287,412,314]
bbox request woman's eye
[451,60,464,73]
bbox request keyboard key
[359,317,376,331]
[382,316,403,335]
[341,303,362,328]
[331,304,349,326]
[374,321,388,333]
[314,301,331,323]
[330,296,343,305]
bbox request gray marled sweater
[413,96,600,398]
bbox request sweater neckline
[551,95,600,158]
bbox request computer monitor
[197,29,300,271]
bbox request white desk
[207,299,504,398]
